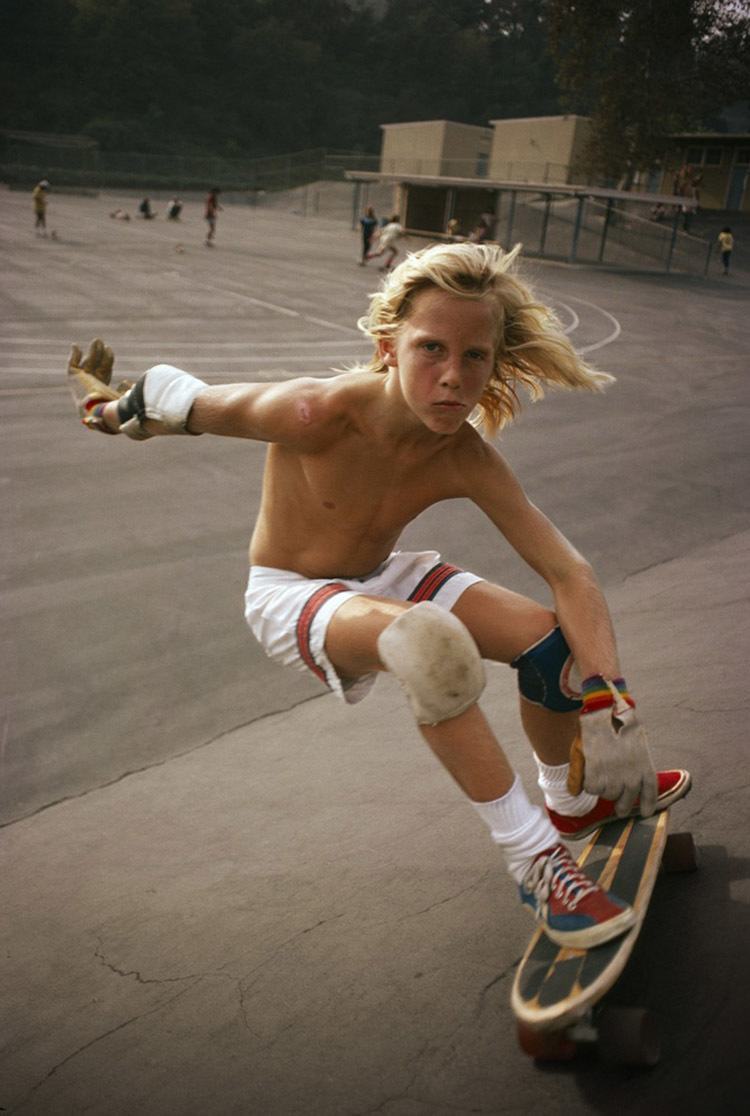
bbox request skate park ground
[1,186,749,1114]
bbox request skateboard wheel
[663,831,698,873]
[596,1007,660,1067]
[516,1021,577,1062]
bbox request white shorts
[244,549,483,705]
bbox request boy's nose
[440,357,462,387]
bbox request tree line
[2,0,748,181]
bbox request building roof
[489,114,588,125]
[380,120,491,132]
[346,169,685,206]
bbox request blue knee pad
[511,626,582,713]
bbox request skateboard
[511,810,696,1066]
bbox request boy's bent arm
[466,440,657,817]
[464,441,620,678]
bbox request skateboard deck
[511,810,695,1064]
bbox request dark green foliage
[0,0,561,156]
[547,0,750,182]
[1,0,745,166]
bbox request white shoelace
[524,847,597,913]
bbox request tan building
[379,120,493,179]
[488,114,592,184]
[377,115,748,212]
[659,133,750,213]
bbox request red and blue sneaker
[519,843,636,948]
[547,769,692,841]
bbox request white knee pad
[376,602,485,725]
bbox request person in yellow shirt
[717,227,734,275]
[32,180,49,235]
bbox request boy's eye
[423,341,441,352]
[468,350,488,361]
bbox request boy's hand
[67,343,206,439]
[67,339,131,433]
[568,676,657,817]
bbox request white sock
[471,776,561,884]
[534,757,597,816]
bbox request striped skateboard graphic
[512,811,696,1065]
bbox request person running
[366,214,404,271]
[67,242,690,950]
[204,188,222,247]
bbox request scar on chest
[322,500,336,510]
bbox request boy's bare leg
[325,593,638,945]
[451,582,579,765]
[419,704,515,800]
[325,595,521,801]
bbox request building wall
[440,121,493,177]
[660,136,750,212]
[488,115,592,183]
[380,120,492,179]
[380,121,446,177]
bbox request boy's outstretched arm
[67,339,329,445]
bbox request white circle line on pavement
[552,301,580,335]
[560,293,622,354]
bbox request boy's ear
[378,337,397,367]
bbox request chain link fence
[496,190,710,275]
[0,142,380,194]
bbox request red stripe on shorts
[407,562,462,603]
[296,582,349,685]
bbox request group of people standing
[136,191,219,245]
[140,191,221,244]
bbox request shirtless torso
[246,372,488,578]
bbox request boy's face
[379,287,497,434]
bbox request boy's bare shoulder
[450,423,516,486]
[271,370,381,446]
[296,370,381,421]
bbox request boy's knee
[511,626,582,713]
[377,602,485,725]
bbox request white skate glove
[67,339,207,440]
[115,363,207,440]
[568,676,657,818]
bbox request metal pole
[598,198,614,262]
[666,210,679,272]
[539,194,551,255]
[506,190,517,248]
[443,188,456,234]
[569,196,585,262]
[352,181,362,230]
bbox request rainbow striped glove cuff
[580,675,635,715]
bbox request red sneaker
[547,769,691,840]
[519,843,636,948]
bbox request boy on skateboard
[68,242,690,950]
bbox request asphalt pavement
[1,185,749,1114]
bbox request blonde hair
[356,241,614,434]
